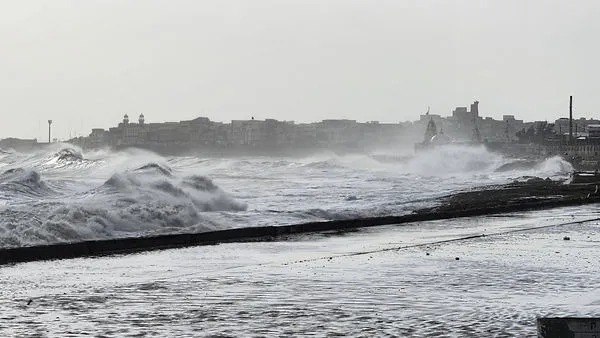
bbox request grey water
[1,143,592,337]
[0,144,571,248]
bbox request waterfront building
[316,119,360,147]
[146,122,180,145]
[68,99,555,154]
[587,125,600,140]
[119,114,147,146]
[0,138,38,151]
[87,129,108,148]
[451,101,479,122]
[230,119,267,147]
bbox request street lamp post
[48,120,52,143]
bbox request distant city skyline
[24,102,596,142]
[2,0,599,140]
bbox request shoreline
[1,179,599,265]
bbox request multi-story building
[230,119,267,147]
[316,119,360,146]
[294,123,319,147]
[146,122,180,145]
[87,128,108,148]
[76,99,543,153]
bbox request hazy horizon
[1,0,599,140]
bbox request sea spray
[0,145,575,248]
[534,156,574,177]
[402,144,505,175]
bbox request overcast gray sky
[1,0,598,140]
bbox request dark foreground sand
[418,178,600,214]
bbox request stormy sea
[1,144,599,336]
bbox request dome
[430,133,451,145]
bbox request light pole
[48,120,52,143]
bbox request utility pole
[48,120,52,143]
[569,95,573,144]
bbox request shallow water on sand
[2,206,599,337]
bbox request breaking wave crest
[0,155,247,248]
[0,168,54,197]
[302,159,345,169]
[494,156,572,177]
[135,162,173,176]
[55,148,84,162]
[102,163,247,212]
[533,156,573,177]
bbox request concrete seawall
[2,192,600,266]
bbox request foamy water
[2,206,599,336]
[1,144,593,336]
[0,143,573,248]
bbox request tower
[138,113,145,125]
[470,100,479,118]
[123,114,129,125]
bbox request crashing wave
[181,175,219,192]
[0,168,53,196]
[405,145,503,175]
[0,168,247,248]
[302,159,345,169]
[55,148,84,162]
[101,167,247,212]
[534,156,573,177]
[495,160,538,172]
[135,162,173,177]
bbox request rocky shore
[416,177,600,215]
[2,177,600,265]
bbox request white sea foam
[0,145,573,247]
